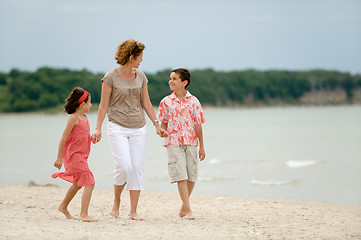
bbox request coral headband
[78,90,88,103]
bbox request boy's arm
[195,124,205,161]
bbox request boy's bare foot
[110,201,120,218]
[179,204,186,217]
[79,215,99,222]
[130,212,145,221]
[58,205,75,219]
[183,212,195,220]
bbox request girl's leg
[178,180,195,220]
[129,190,144,221]
[79,184,98,222]
[58,182,81,219]
[110,183,126,218]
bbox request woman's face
[132,52,143,68]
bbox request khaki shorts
[166,145,198,183]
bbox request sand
[0,184,360,240]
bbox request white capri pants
[107,121,147,190]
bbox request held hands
[155,125,168,138]
[54,158,63,170]
[92,129,102,144]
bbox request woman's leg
[58,181,81,219]
[107,122,132,218]
[110,183,126,218]
[127,126,147,220]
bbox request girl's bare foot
[110,201,120,218]
[58,205,75,219]
[79,215,99,222]
[130,212,145,221]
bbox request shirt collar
[170,91,192,100]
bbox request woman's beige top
[102,68,148,128]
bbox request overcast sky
[0,0,360,74]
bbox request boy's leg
[177,180,195,220]
[58,181,81,219]
[79,184,98,222]
[179,181,195,217]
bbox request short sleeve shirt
[102,69,148,128]
[157,91,205,147]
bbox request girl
[52,87,98,222]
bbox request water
[0,106,360,206]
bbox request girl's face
[83,95,92,113]
[169,72,187,91]
[131,52,143,68]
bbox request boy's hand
[199,147,205,161]
[54,158,63,170]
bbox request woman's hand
[155,124,168,138]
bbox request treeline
[0,67,360,112]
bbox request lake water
[0,106,360,206]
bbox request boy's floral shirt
[158,91,205,147]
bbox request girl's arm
[195,124,205,161]
[54,115,78,169]
[93,82,111,142]
[141,85,168,137]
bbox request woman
[92,39,167,220]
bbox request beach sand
[0,184,360,240]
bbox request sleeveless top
[51,114,95,187]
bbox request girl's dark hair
[64,87,89,114]
[171,68,191,88]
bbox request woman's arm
[93,82,111,142]
[142,85,168,137]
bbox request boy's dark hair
[171,68,191,88]
[64,87,89,114]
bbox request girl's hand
[91,134,97,144]
[54,158,63,170]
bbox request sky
[0,0,360,74]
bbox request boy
[157,68,205,220]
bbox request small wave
[198,177,234,182]
[286,160,317,168]
[209,158,221,164]
[251,179,298,186]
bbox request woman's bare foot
[110,201,120,218]
[79,215,99,222]
[58,205,75,219]
[130,212,145,221]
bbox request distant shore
[1,184,360,239]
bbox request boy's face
[169,72,187,91]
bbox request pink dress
[51,114,95,187]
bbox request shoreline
[1,184,360,239]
